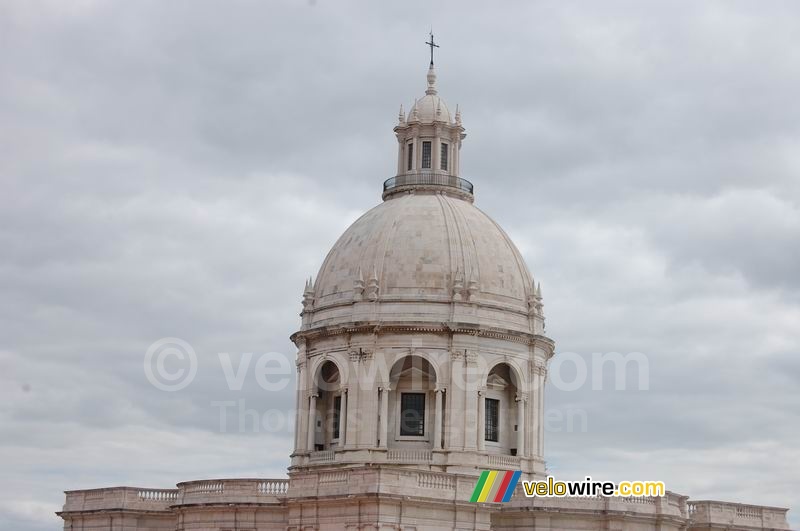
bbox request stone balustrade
[503,487,689,520]
[503,490,787,529]
[61,479,289,513]
[387,448,433,463]
[417,471,456,490]
[308,449,335,463]
[487,454,521,469]
[62,487,179,512]
[688,500,790,529]
[176,478,288,505]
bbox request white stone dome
[406,65,452,123]
[409,93,451,123]
[308,192,539,334]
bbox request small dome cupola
[384,34,470,202]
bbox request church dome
[407,66,452,123]
[409,93,451,123]
[306,192,540,334]
[299,58,545,338]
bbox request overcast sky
[2,1,800,529]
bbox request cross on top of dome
[425,31,439,66]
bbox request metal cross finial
[425,32,439,66]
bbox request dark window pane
[407,143,413,171]
[485,398,499,442]
[333,395,341,439]
[400,392,426,436]
[421,141,432,169]
[440,143,448,171]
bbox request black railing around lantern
[383,172,474,195]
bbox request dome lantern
[387,56,469,201]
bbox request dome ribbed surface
[409,93,451,123]
[310,193,534,330]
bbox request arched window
[485,397,499,442]
[388,356,438,446]
[484,363,520,455]
[314,361,342,451]
[421,141,432,169]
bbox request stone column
[538,370,546,455]
[307,393,318,452]
[454,138,460,176]
[477,389,485,451]
[530,363,545,458]
[434,387,444,450]
[463,351,479,451]
[294,362,305,453]
[379,386,390,448]
[434,129,441,171]
[339,388,348,448]
[516,393,525,457]
[347,353,364,448]
[448,352,466,450]
[397,139,403,175]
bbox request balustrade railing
[387,449,433,462]
[177,479,288,501]
[257,479,289,495]
[487,454,521,468]
[383,172,473,195]
[319,471,349,484]
[686,500,787,528]
[418,472,455,490]
[137,488,179,502]
[183,481,224,494]
[309,449,336,462]
[736,505,763,518]
[620,495,657,505]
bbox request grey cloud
[1,1,799,529]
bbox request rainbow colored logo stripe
[470,470,521,503]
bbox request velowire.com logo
[470,470,522,503]
[470,472,667,503]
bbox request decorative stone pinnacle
[302,276,315,311]
[467,277,479,300]
[353,267,365,300]
[452,270,465,301]
[366,265,379,301]
[426,64,437,96]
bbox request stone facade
[57,63,790,531]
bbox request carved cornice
[291,321,555,351]
[305,296,532,322]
